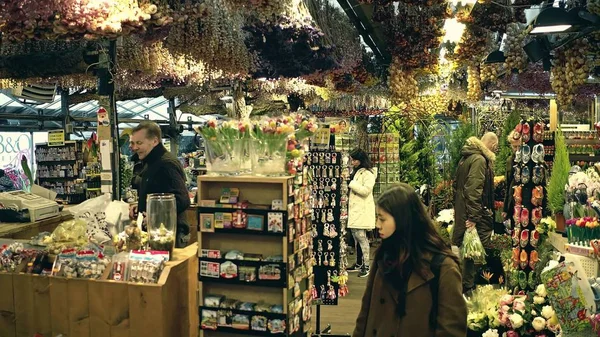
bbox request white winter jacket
[348,167,377,230]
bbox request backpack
[428,254,447,330]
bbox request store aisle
[311,248,374,335]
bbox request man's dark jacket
[132,144,190,234]
[453,137,495,248]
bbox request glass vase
[250,136,288,176]
[146,193,177,259]
[202,135,242,175]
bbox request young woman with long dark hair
[346,148,376,277]
[353,183,467,337]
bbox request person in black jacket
[129,121,191,247]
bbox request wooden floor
[311,249,371,335]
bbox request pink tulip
[506,330,520,337]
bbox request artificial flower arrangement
[197,120,250,174]
[475,284,563,337]
[250,117,297,176]
[565,217,600,243]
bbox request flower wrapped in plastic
[461,226,486,264]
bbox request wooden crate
[0,243,199,337]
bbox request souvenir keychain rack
[508,119,550,293]
[197,175,314,337]
[306,149,349,336]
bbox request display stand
[367,133,399,198]
[35,140,87,204]
[0,243,199,337]
[197,175,314,337]
[508,120,550,293]
[306,150,349,337]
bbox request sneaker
[358,268,370,278]
[346,264,363,272]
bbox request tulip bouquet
[566,217,600,243]
[250,117,295,176]
[197,120,249,175]
[461,226,487,264]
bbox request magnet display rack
[367,133,400,198]
[508,120,549,293]
[197,175,314,337]
[35,140,87,204]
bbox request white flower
[482,329,499,337]
[541,305,556,320]
[533,296,546,304]
[509,313,524,328]
[532,317,546,331]
[535,284,547,297]
[436,209,454,224]
[531,310,537,316]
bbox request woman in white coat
[347,148,377,277]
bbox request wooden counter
[0,211,73,239]
[0,243,199,337]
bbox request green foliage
[494,110,521,176]
[386,116,440,188]
[548,128,570,214]
[446,121,474,181]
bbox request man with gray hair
[453,132,498,293]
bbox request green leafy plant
[548,128,570,214]
[446,121,474,181]
[494,110,521,175]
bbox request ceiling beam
[336,0,391,63]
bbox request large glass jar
[146,193,177,259]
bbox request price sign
[48,130,65,147]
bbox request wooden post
[549,99,558,131]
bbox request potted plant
[548,128,570,232]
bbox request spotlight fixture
[484,50,506,64]
[523,37,551,62]
[530,7,583,34]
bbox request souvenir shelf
[508,120,550,293]
[197,175,314,337]
[306,150,349,306]
[35,141,87,204]
[367,133,400,197]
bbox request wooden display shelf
[0,243,199,337]
[197,175,311,337]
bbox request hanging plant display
[375,1,449,70]
[467,64,483,102]
[451,24,492,66]
[243,16,337,78]
[228,0,290,20]
[588,0,600,16]
[494,63,551,94]
[504,23,530,72]
[551,39,592,107]
[479,63,501,83]
[165,0,250,76]
[0,0,173,42]
[0,40,91,79]
[513,0,540,23]
[388,57,419,104]
[469,1,512,34]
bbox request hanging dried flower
[165,0,251,76]
[244,16,337,78]
[504,23,530,73]
[467,64,483,102]
[469,1,513,34]
[551,39,593,107]
[451,24,492,66]
[375,1,449,70]
[0,0,173,41]
[388,57,419,104]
